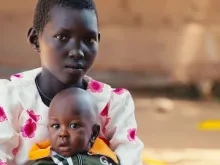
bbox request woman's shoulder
[85,76,132,102]
[0,68,42,97]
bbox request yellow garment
[28,138,118,164]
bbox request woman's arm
[104,89,144,165]
[0,80,20,164]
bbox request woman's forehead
[47,6,98,32]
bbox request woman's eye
[55,35,69,41]
[51,124,60,129]
[84,37,96,44]
[70,123,78,129]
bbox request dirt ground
[133,94,220,165]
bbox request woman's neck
[37,69,84,101]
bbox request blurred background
[1,0,220,164]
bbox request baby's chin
[52,144,90,157]
[53,146,74,157]
[58,151,73,157]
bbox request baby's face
[48,101,93,157]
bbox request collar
[28,138,118,164]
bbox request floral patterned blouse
[0,68,143,165]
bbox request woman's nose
[68,49,84,60]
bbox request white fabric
[0,68,144,165]
[66,158,74,165]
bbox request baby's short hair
[33,0,98,33]
[50,87,98,124]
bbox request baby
[28,88,120,165]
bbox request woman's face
[38,6,99,85]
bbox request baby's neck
[51,150,67,158]
[51,149,88,158]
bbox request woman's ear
[98,32,101,43]
[27,27,40,53]
[90,123,100,144]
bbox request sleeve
[0,79,20,164]
[105,89,144,165]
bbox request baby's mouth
[58,142,71,152]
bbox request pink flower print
[12,147,19,156]
[0,160,7,165]
[100,103,109,117]
[102,117,111,134]
[88,80,104,93]
[27,110,40,122]
[113,88,126,95]
[127,128,137,141]
[21,119,37,138]
[12,73,23,78]
[0,107,7,122]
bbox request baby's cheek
[47,130,54,140]
[48,131,58,147]
[71,133,89,149]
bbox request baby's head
[48,88,100,157]
[28,0,100,85]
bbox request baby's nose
[59,128,69,138]
[59,133,69,138]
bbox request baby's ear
[27,27,40,53]
[91,123,100,142]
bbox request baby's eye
[70,123,79,129]
[54,34,69,42]
[51,124,60,129]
